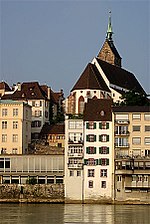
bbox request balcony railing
[115,131,130,136]
[115,143,130,148]
[68,140,83,145]
[67,163,83,169]
[68,152,83,158]
[115,120,130,124]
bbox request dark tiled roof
[71,63,110,92]
[83,99,112,121]
[107,40,122,59]
[96,58,146,94]
[40,123,65,135]
[2,82,47,100]
[0,82,11,91]
[113,106,150,112]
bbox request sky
[0,0,149,96]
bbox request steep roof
[71,63,110,92]
[40,123,65,135]
[96,58,146,94]
[107,40,121,59]
[0,82,11,91]
[2,82,47,100]
[84,99,112,121]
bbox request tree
[116,90,150,106]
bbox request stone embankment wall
[0,184,64,203]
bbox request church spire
[106,11,113,41]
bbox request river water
[0,204,150,224]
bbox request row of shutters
[86,147,109,154]
[84,159,109,165]
[86,123,109,129]
[86,135,109,142]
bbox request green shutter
[107,147,109,154]
[94,122,96,129]
[107,135,109,142]
[106,123,109,129]
[99,147,102,154]
[86,122,89,129]
[94,135,96,141]
[96,159,99,165]
[99,159,102,165]
[84,159,87,165]
[99,135,102,142]
[99,123,102,129]
[107,159,109,165]
[86,147,89,154]
[94,147,96,154]
[86,135,89,141]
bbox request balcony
[68,140,83,145]
[115,120,130,124]
[115,143,130,148]
[115,131,130,136]
[68,152,83,158]
[67,163,83,169]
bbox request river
[0,204,150,224]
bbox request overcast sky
[0,0,149,96]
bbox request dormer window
[100,110,105,116]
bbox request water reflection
[0,204,150,224]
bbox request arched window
[78,96,84,114]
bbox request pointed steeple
[106,11,113,41]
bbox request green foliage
[26,177,37,185]
[115,90,150,106]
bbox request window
[12,148,18,154]
[69,170,74,177]
[132,137,141,145]
[99,147,109,154]
[86,135,96,142]
[31,120,41,127]
[2,134,7,142]
[145,137,150,145]
[1,148,7,154]
[13,121,18,129]
[117,176,122,181]
[99,122,109,129]
[2,109,7,116]
[115,137,129,147]
[101,181,106,188]
[86,147,96,154]
[132,126,141,132]
[99,158,109,166]
[88,180,93,188]
[144,114,150,121]
[40,101,42,106]
[2,121,7,129]
[100,169,107,177]
[13,108,18,116]
[88,169,95,177]
[132,113,141,120]
[84,158,98,166]
[86,122,96,129]
[99,135,109,142]
[145,149,150,157]
[12,134,18,142]
[145,126,150,132]
[115,126,128,134]
[69,133,82,143]
[68,121,83,129]
[77,170,81,176]
[35,110,42,117]
[32,101,35,106]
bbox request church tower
[97,12,122,67]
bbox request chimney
[47,87,51,100]
[17,82,21,91]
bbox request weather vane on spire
[106,11,113,41]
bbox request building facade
[0,100,31,154]
[113,106,150,202]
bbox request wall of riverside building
[0,184,64,203]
